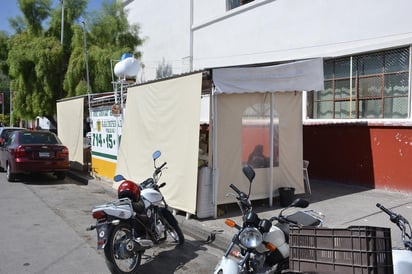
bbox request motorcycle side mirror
[290,198,310,208]
[242,165,255,183]
[113,174,126,182]
[152,150,161,160]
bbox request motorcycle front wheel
[160,208,185,245]
[104,223,142,274]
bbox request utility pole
[81,20,91,95]
[60,0,64,44]
[59,0,64,99]
[82,20,92,127]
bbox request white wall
[124,0,191,80]
[126,0,412,80]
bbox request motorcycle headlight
[239,227,263,249]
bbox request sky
[0,0,109,35]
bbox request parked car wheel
[55,171,66,180]
[6,163,17,182]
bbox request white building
[124,0,412,119]
[123,0,412,192]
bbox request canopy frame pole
[269,92,274,207]
[212,86,219,218]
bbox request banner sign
[90,106,122,162]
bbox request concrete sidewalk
[177,179,412,252]
[69,170,412,252]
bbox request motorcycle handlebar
[159,162,167,169]
[230,184,242,196]
[376,203,394,217]
[376,203,409,226]
[155,162,167,175]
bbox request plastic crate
[289,226,393,274]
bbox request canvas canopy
[211,58,324,211]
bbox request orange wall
[303,124,412,192]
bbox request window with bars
[308,47,410,119]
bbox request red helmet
[118,180,140,202]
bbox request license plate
[39,152,50,157]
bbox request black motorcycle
[214,165,324,274]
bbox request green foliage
[0,114,11,126]
[8,33,63,119]
[0,31,9,75]
[1,0,143,123]
[18,0,52,35]
[64,1,142,95]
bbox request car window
[20,132,59,144]
[5,133,16,146]
[2,130,17,141]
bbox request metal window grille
[308,47,410,119]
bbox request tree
[64,1,143,95]
[0,31,9,76]
[6,0,62,124]
[18,0,51,35]
[8,33,63,120]
[5,0,143,125]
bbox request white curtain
[215,92,303,204]
[116,73,203,214]
[57,98,84,168]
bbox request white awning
[212,58,324,94]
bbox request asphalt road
[0,173,221,274]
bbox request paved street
[1,170,411,274]
[0,173,221,274]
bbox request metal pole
[81,21,91,95]
[212,87,218,218]
[60,0,64,44]
[269,93,274,207]
[82,20,92,127]
[9,84,12,126]
[189,0,194,71]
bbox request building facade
[124,0,412,192]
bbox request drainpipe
[189,0,194,71]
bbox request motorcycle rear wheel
[104,223,142,274]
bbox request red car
[3,130,69,182]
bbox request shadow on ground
[192,179,371,220]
